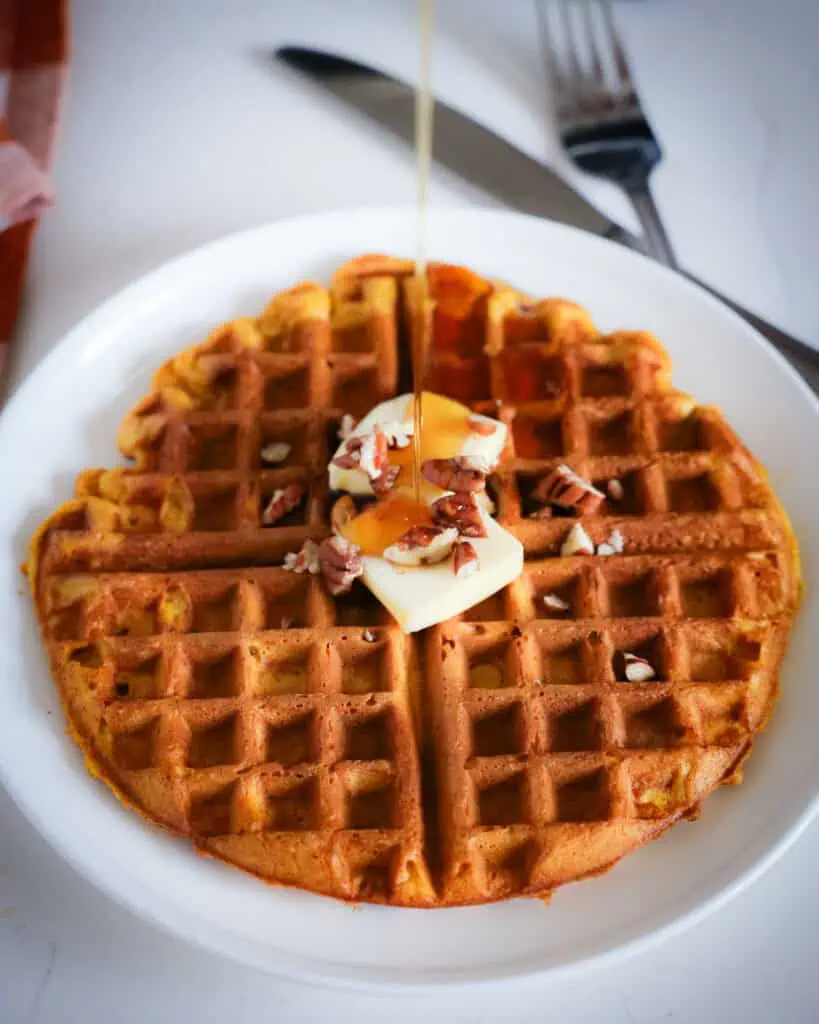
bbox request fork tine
[598,0,634,98]
[557,0,586,102]
[579,0,605,92]
[535,1,567,97]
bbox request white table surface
[3,0,819,1019]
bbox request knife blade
[277,46,635,244]
[276,45,818,380]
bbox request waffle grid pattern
[410,265,796,901]
[50,566,427,901]
[29,256,799,906]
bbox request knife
[276,46,819,386]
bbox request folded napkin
[0,0,68,385]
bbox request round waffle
[28,255,800,906]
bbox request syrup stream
[412,0,435,502]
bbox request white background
[3,0,819,1020]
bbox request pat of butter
[329,392,506,497]
[359,509,523,634]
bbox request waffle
[27,255,800,907]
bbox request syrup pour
[340,0,447,558]
[412,0,435,503]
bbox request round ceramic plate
[0,209,816,989]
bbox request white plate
[1,209,817,989]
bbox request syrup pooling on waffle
[29,256,799,906]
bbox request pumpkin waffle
[27,255,800,906]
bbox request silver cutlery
[536,0,818,387]
[537,0,675,267]
[275,45,819,386]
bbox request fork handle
[627,182,679,270]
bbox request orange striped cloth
[0,0,68,387]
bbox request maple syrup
[412,0,435,501]
[337,2,448,559]
[389,391,470,472]
[342,494,433,557]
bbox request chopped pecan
[330,494,357,534]
[532,464,604,515]
[283,539,321,575]
[467,416,497,437]
[623,652,656,682]
[453,540,479,578]
[596,528,624,557]
[260,441,291,465]
[371,463,400,497]
[331,435,363,470]
[383,525,458,566]
[431,491,486,538]
[358,427,390,480]
[337,414,356,441]
[262,482,304,526]
[319,535,364,596]
[421,455,489,493]
[560,522,594,557]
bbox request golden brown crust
[27,257,801,907]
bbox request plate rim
[2,205,817,990]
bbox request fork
[535,0,819,387]
[536,0,677,268]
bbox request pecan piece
[596,528,624,557]
[260,441,291,465]
[331,435,363,470]
[330,494,357,534]
[358,427,390,481]
[431,491,486,538]
[453,540,479,578]
[318,535,364,596]
[623,652,656,682]
[383,525,458,566]
[371,463,400,497]
[337,413,356,441]
[532,464,604,515]
[560,522,594,557]
[467,416,497,437]
[262,482,304,526]
[283,539,321,575]
[421,455,489,493]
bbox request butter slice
[329,393,506,497]
[360,509,523,634]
